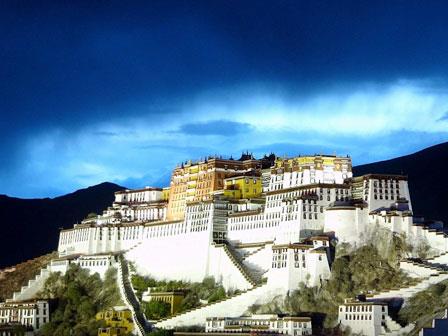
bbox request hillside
[0,182,125,269]
[353,141,448,226]
[0,252,57,301]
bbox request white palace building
[4,153,448,335]
[56,154,419,292]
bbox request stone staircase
[372,262,448,300]
[126,241,143,254]
[241,244,268,260]
[219,243,260,286]
[366,259,448,335]
[426,252,448,266]
[379,316,415,336]
[410,224,448,256]
[418,309,448,335]
[6,266,51,302]
[407,259,448,273]
[117,254,151,336]
[155,282,274,329]
[402,259,448,277]
[379,316,415,335]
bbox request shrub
[145,300,171,320]
[207,286,226,303]
[131,274,229,314]
[399,281,448,325]
[147,329,174,336]
[38,264,122,336]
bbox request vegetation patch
[0,252,57,301]
[132,275,228,315]
[145,300,171,320]
[38,264,123,336]
[398,280,448,334]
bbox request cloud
[196,81,448,136]
[116,171,172,190]
[437,112,448,121]
[3,2,448,198]
[3,80,448,198]
[177,120,253,136]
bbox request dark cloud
[94,131,120,137]
[178,120,252,136]
[2,0,448,135]
[2,1,448,196]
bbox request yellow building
[98,327,128,336]
[162,187,170,201]
[167,155,262,220]
[96,307,133,336]
[224,175,262,199]
[144,291,185,315]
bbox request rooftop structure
[167,156,262,220]
[270,155,352,191]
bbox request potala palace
[3,153,448,336]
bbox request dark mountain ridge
[0,182,125,269]
[353,141,448,225]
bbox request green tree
[399,281,448,324]
[415,239,431,259]
[326,256,353,299]
[86,212,97,219]
[207,286,226,303]
[145,300,171,320]
[147,329,174,336]
[348,245,406,292]
[180,291,200,311]
[98,268,123,308]
[38,264,121,336]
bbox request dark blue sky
[1,1,448,197]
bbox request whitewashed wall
[126,229,212,283]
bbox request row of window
[78,259,111,267]
[373,194,400,200]
[373,188,400,194]
[229,220,279,231]
[208,320,310,328]
[188,213,210,220]
[190,221,209,232]
[186,204,213,212]
[343,314,373,321]
[372,180,400,188]
[283,205,323,213]
[135,208,165,221]
[341,305,385,312]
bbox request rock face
[353,141,448,226]
[0,182,125,268]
